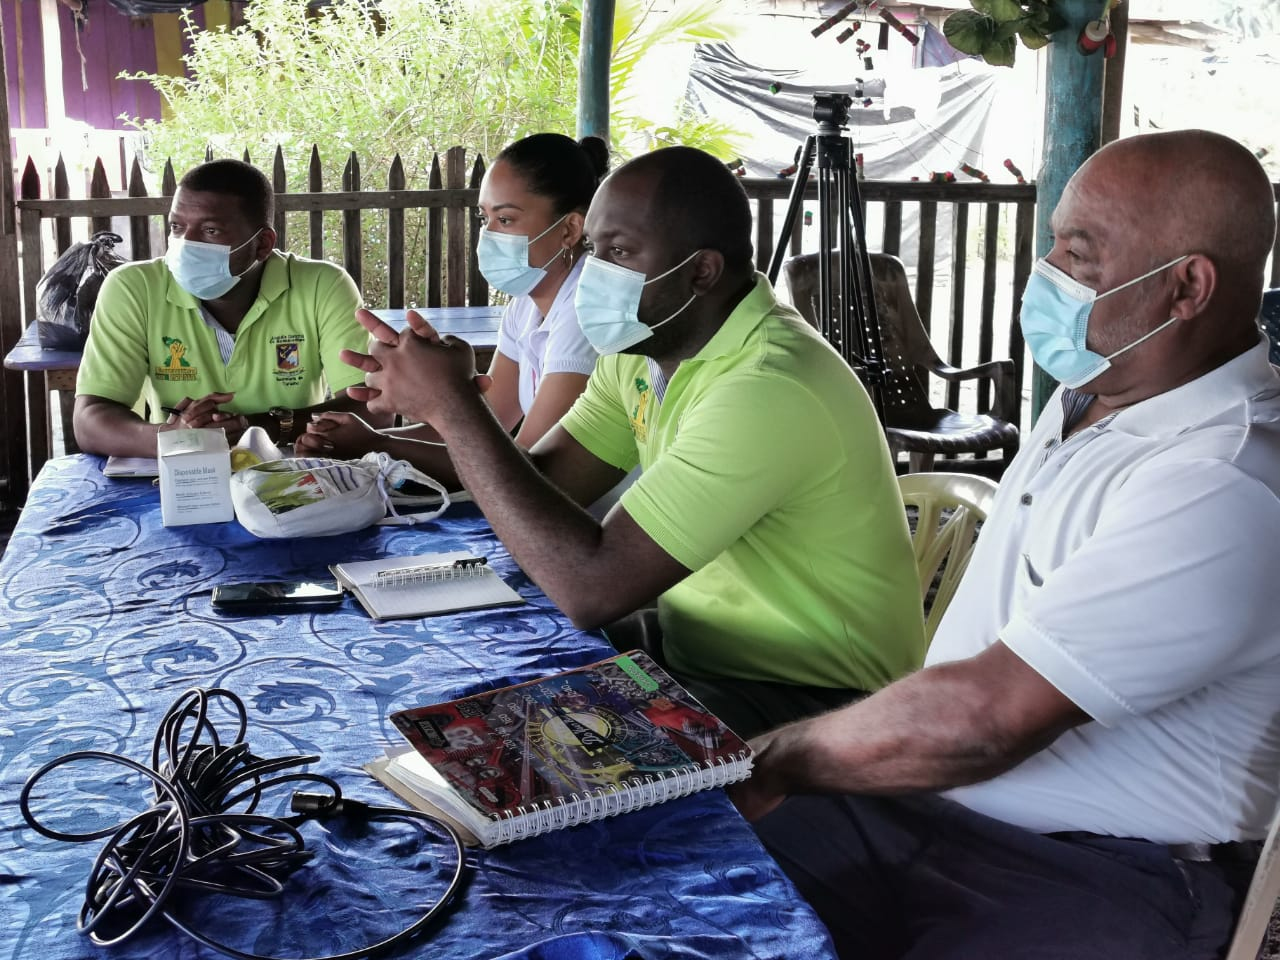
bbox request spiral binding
[490,748,753,845]
[374,556,489,588]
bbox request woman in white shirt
[296,133,607,485]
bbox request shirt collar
[688,272,778,363]
[1104,336,1280,437]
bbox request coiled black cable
[19,686,466,960]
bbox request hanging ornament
[1077,1,1119,58]
[960,163,990,182]
[812,0,860,38]
[878,7,920,46]
[1003,159,1027,184]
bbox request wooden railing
[5,140,1276,502]
[740,177,1038,424]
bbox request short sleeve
[76,266,151,407]
[540,296,598,378]
[1002,457,1280,727]
[559,360,640,472]
[312,265,367,395]
[495,301,521,363]
[620,373,829,571]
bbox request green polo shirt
[77,251,367,419]
[560,273,925,690]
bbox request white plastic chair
[1224,803,1280,960]
[898,472,998,642]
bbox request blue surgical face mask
[1020,254,1187,389]
[574,250,701,355]
[476,215,566,296]
[165,229,263,301]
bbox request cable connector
[291,791,371,820]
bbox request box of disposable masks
[158,428,233,526]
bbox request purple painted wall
[59,2,167,130]
[3,0,49,128]
[1,0,209,133]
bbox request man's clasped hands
[295,308,489,459]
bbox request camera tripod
[766,92,887,422]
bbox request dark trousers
[604,609,861,739]
[754,792,1245,960]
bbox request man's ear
[255,226,278,260]
[691,249,725,295]
[1170,253,1217,320]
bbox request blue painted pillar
[576,0,615,141]
[1031,0,1106,421]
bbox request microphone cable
[18,686,467,960]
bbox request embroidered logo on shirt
[270,334,307,387]
[154,337,197,381]
[629,376,651,442]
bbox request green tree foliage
[122,0,742,305]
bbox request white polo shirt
[929,337,1280,844]
[495,256,597,415]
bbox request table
[370,305,503,347]
[2,306,506,478]
[0,455,836,960]
[2,322,82,462]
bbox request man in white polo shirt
[730,129,1280,959]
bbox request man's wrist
[268,406,295,441]
[425,388,495,444]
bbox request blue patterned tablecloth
[0,455,835,960]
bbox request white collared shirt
[929,338,1280,844]
[495,255,597,415]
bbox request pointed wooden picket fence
[20,143,491,313]
[4,143,493,499]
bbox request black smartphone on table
[212,580,345,612]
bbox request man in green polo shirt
[74,159,386,456]
[344,146,924,737]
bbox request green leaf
[943,9,997,55]
[992,17,1028,41]
[971,0,1027,23]
[983,35,1018,67]
[1018,26,1052,49]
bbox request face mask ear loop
[232,229,265,279]
[1102,315,1181,363]
[643,249,702,288]
[648,294,698,333]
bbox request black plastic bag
[36,230,126,350]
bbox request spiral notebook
[364,651,753,847]
[329,551,523,620]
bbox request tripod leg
[767,137,816,285]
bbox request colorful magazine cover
[390,652,748,820]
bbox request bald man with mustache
[730,130,1280,959]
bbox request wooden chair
[784,251,1020,472]
[1261,288,1280,366]
[898,472,997,642]
[1224,797,1280,960]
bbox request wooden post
[0,8,25,503]
[576,0,615,142]
[444,146,466,306]
[467,155,488,307]
[387,154,405,309]
[1031,0,1106,422]
[341,152,362,291]
[1101,2,1128,145]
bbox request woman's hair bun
[577,136,611,183]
